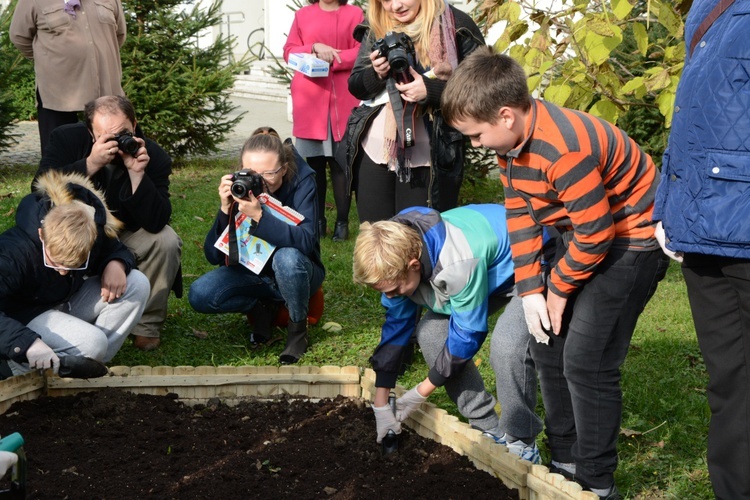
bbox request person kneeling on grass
[188,130,325,365]
[353,204,544,464]
[0,171,150,376]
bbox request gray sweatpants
[416,294,543,441]
[9,270,150,375]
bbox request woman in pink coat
[283,0,363,242]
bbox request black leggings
[355,152,429,223]
[306,156,350,223]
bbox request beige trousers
[120,225,182,338]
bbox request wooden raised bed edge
[0,366,596,500]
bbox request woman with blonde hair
[339,0,484,223]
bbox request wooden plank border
[0,366,596,499]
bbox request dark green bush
[121,0,248,160]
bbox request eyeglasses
[41,239,90,271]
[256,165,285,180]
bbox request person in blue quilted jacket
[653,1,750,497]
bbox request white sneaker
[506,439,541,464]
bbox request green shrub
[121,0,249,160]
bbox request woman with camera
[188,129,325,364]
[283,0,364,241]
[339,0,484,222]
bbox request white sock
[550,460,576,475]
[590,485,614,497]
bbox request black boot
[279,319,308,364]
[318,217,327,239]
[332,220,349,241]
[248,300,279,345]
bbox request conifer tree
[121,0,248,159]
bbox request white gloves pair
[521,293,551,344]
[654,221,683,263]
[26,338,59,374]
[372,385,427,443]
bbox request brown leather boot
[133,335,160,351]
[279,320,308,364]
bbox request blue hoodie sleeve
[370,294,421,388]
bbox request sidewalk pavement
[0,96,292,167]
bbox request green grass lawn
[0,160,712,498]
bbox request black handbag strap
[690,0,736,56]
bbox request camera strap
[386,78,417,150]
[227,202,240,266]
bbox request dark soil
[0,389,518,499]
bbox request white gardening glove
[0,451,18,476]
[395,385,427,422]
[654,221,683,263]
[372,404,401,443]
[522,293,551,344]
[25,338,60,374]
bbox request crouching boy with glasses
[0,171,150,376]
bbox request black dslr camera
[373,31,416,84]
[231,169,264,199]
[114,131,140,156]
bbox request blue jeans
[189,248,324,323]
[530,248,669,489]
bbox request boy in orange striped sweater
[441,46,669,500]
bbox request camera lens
[115,134,140,156]
[388,49,410,73]
[231,181,248,199]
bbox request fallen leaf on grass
[192,328,209,339]
[193,215,205,222]
[620,427,642,438]
[3,207,14,217]
[322,322,342,332]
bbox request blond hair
[367,0,445,66]
[352,220,422,286]
[41,201,98,268]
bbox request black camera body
[114,132,140,156]
[231,170,264,199]
[373,31,416,84]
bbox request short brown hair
[352,220,422,286]
[442,46,531,127]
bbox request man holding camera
[34,95,182,352]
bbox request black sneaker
[546,463,575,481]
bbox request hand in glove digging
[373,404,401,443]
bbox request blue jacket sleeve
[370,294,420,388]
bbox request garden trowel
[381,392,399,455]
[57,356,109,379]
